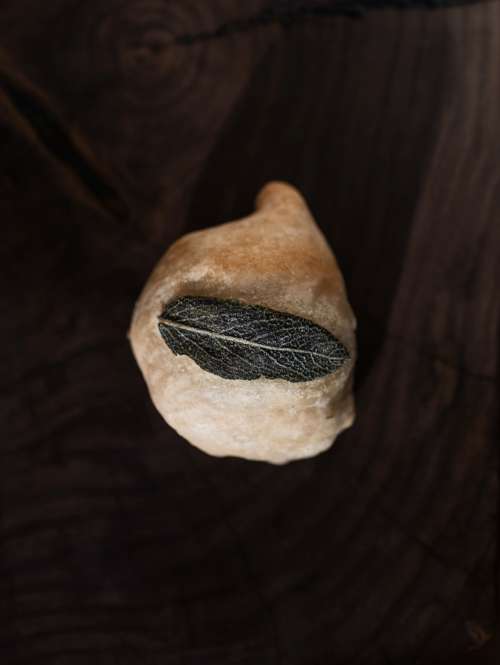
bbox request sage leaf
[158,296,349,382]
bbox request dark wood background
[1,1,498,663]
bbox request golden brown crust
[129,182,356,464]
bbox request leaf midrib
[158,318,344,361]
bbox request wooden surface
[1,1,499,663]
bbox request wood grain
[1,1,498,664]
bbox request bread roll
[129,182,356,464]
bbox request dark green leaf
[158,296,349,382]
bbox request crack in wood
[0,70,128,222]
[173,0,486,45]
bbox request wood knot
[78,0,206,107]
